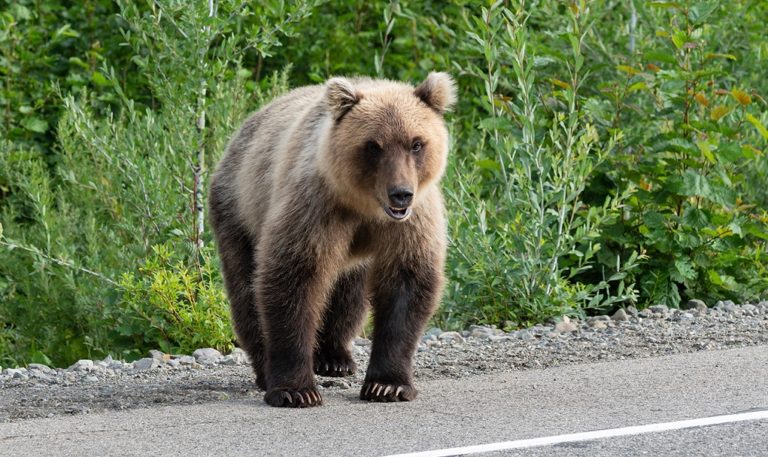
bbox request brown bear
[209,72,456,408]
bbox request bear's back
[213,84,328,238]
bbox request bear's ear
[414,72,457,114]
[326,77,361,121]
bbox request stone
[649,304,669,314]
[611,309,629,322]
[320,379,351,389]
[219,355,237,366]
[626,305,639,316]
[67,360,93,372]
[228,348,250,365]
[741,304,757,315]
[84,375,99,383]
[132,358,160,371]
[680,312,694,320]
[422,334,437,343]
[554,317,578,333]
[424,327,443,338]
[488,335,511,343]
[470,326,494,339]
[28,363,53,373]
[517,330,534,341]
[683,299,707,310]
[438,331,465,344]
[149,350,171,362]
[192,348,223,365]
[178,355,195,365]
[592,321,608,330]
[167,359,181,368]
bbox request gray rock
[28,363,53,374]
[683,299,706,310]
[424,327,443,338]
[102,355,114,364]
[649,304,669,314]
[470,327,494,339]
[132,358,160,371]
[167,359,181,368]
[149,350,169,361]
[4,368,26,378]
[192,348,223,365]
[626,305,639,316]
[438,331,465,344]
[228,348,250,365]
[554,316,578,333]
[94,361,109,370]
[611,309,629,322]
[354,338,371,346]
[591,321,608,330]
[219,355,238,366]
[320,379,351,389]
[422,334,437,343]
[108,362,125,371]
[84,375,99,383]
[488,335,511,343]
[517,330,534,341]
[741,304,758,316]
[680,312,694,320]
[67,360,93,372]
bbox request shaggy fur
[209,72,456,407]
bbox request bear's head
[319,72,456,222]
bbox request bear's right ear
[326,77,361,121]
[414,72,457,114]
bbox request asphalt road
[1,346,766,457]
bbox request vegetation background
[1,0,766,367]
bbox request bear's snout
[387,186,414,208]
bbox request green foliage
[1,0,766,365]
[116,244,232,357]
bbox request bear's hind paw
[264,387,323,408]
[314,350,356,377]
[360,382,417,402]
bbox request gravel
[1,300,767,422]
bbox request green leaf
[680,170,712,198]
[682,207,709,229]
[91,71,110,87]
[696,141,716,163]
[22,117,48,133]
[671,31,687,50]
[475,159,501,172]
[671,258,696,282]
[745,114,768,141]
[688,1,718,24]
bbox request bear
[208,72,456,408]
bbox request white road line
[383,409,768,457]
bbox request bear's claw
[314,349,356,377]
[264,387,323,408]
[360,382,416,402]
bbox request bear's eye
[365,141,383,155]
[411,140,423,154]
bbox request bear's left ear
[326,77,361,121]
[414,72,457,114]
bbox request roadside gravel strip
[1,299,766,422]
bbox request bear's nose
[387,186,414,208]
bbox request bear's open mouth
[384,206,412,221]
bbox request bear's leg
[314,267,368,377]
[361,261,442,402]
[255,236,338,408]
[209,188,267,390]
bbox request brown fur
[209,72,456,407]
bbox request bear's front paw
[360,382,417,402]
[314,348,356,377]
[264,387,323,408]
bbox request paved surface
[1,346,766,457]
